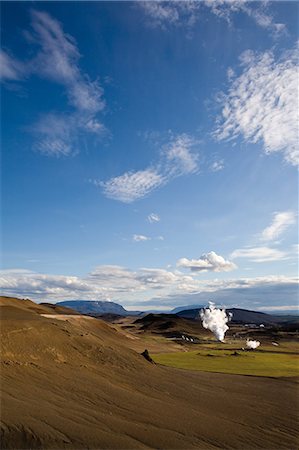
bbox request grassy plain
[153,343,299,378]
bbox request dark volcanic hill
[133,313,209,339]
[227,308,279,324]
[56,300,131,315]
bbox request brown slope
[40,302,80,315]
[0,297,80,316]
[0,296,56,315]
[1,296,298,450]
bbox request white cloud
[0,50,25,81]
[30,10,105,155]
[30,10,104,114]
[98,169,165,203]
[163,134,199,176]
[133,234,151,242]
[230,246,288,262]
[227,67,235,80]
[0,265,192,302]
[139,1,181,29]
[214,45,299,166]
[97,133,199,203]
[0,267,297,311]
[1,10,105,156]
[138,275,298,310]
[210,160,224,172]
[204,1,286,35]
[177,251,237,272]
[32,112,105,157]
[136,268,179,287]
[132,234,164,242]
[261,211,296,242]
[138,1,286,35]
[148,213,160,223]
[31,113,75,157]
[0,269,93,298]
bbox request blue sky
[1,1,298,311]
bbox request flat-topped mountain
[133,313,208,339]
[56,300,130,315]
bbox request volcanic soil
[1,296,298,449]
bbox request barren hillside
[1,297,298,449]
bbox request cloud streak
[204,0,285,36]
[210,160,224,172]
[214,45,299,166]
[0,50,26,81]
[1,10,106,156]
[30,10,104,115]
[260,211,296,242]
[138,1,286,35]
[97,133,199,202]
[133,234,151,242]
[230,211,297,263]
[148,213,160,223]
[230,246,288,262]
[99,169,166,203]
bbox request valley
[1,296,298,449]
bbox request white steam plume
[246,339,261,349]
[200,302,231,342]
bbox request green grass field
[153,347,299,378]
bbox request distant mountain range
[176,307,298,325]
[55,300,298,326]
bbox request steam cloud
[246,339,261,349]
[200,302,231,342]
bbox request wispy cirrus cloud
[132,234,164,242]
[138,1,201,31]
[260,211,296,242]
[29,10,104,115]
[204,0,285,36]
[98,168,166,203]
[230,246,289,263]
[1,10,106,156]
[163,134,199,176]
[148,213,160,223]
[0,50,26,81]
[230,211,297,263]
[31,113,75,157]
[210,160,224,172]
[177,251,237,272]
[96,133,199,203]
[214,45,299,166]
[138,1,286,36]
